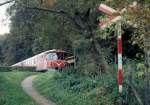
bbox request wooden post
[127,65,143,105]
[144,37,150,105]
[126,65,132,103]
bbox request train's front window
[47,53,58,60]
[57,53,64,60]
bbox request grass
[34,61,145,105]
[34,69,125,105]
[0,72,39,105]
[34,72,95,105]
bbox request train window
[57,53,64,60]
[47,53,58,60]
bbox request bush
[0,67,12,72]
[73,39,109,75]
[34,68,128,105]
[12,67,36,72]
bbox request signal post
[98,4,123,93]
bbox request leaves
[41,0,57,7]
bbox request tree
[25,0,109,74]
[0,35,7,65]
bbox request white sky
[0,0,12,35]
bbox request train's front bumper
[47,60,68,69]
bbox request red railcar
[12,49,72,71]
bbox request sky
[0,0,12,35]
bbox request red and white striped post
[116,22,123,93]
[98,4,123,93]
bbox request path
[21,75,56,105]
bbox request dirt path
[21,75,56,105]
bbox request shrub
[0,67,35,72]
[0,67,12,72]
[12,67,35,72]
[73,39,109,75]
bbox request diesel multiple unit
[12,49,70,71]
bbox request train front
[46,51,68,70]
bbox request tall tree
[26,0,109,74]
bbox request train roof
[23,49,66,61]
[44,49,66,54]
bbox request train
[12,49,74,71]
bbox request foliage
[123,59,149,104]
[0,67,12,72]
[0,67,35,72]
[0,72,38,105]
[34,68,129,105]
[74,39,110,75]
[34,59,148,105]
[99,0,150,50]
[0,36,6,65]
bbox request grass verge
[34,59,145,105]
[0,72,39,105]
[34,69,126,105]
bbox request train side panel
[36,54,47,71]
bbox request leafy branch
[26,6,93,38]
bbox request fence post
[126,65,132,104]
[127,65,144,105]
[144,38,150,105]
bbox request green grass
[34,72,95,105]
[34,70,125,105]
[34,59,146,105]
[0,72,39,105]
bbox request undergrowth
[34,68,128,105]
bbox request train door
[36,54,47,71]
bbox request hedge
[0,66,35,72]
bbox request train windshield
[47,53,58,60]
[57,53,65,60]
